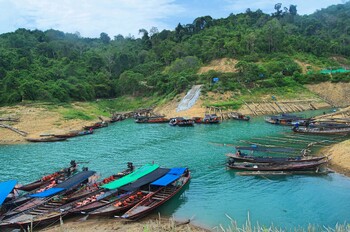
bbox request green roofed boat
[102,164,159,190]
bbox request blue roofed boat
[1,170,96,221]
[0,180,17,207]
[121,167,190,220]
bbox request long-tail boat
[86,168,170,216]
[169,117,194,127]
[0,165,161,229]
[292,126,350,135]
[83,121,108,130]
[25,137,67,142]
[193,114,220,124]
[0,170,96,221]
[120,168,190,220]
[61,162,135,202]
[226,159,327,171]
[54,129,93,138]
[226,153,327,164]
[0,180,18,214]
[135,116,170,123]
[16,161,78,192]
[232,113,250,121]
[265,113,308,126]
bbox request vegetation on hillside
[0,2,350,106]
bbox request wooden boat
[16,161,78,192]
[292,126,350,135]
[265,114,307,126]
[68,167,169,215]
[88,191,148,217]
[135,116,170,123]
[237,168,333,176]
[192,114,220,124]
[0,165,165,229]
[235,145,297,154]
[232,113,250,121]
[0,180,18,214]
[61,162,135,202]
[169,117,194,127]
[25,137,67,142]
[83,121,108,130]
[0,170,96,224]
[121,168,190,220]
[226,160,327,171]
[54,129,93,138]
[109,114,125,123]
[226,153,327,164]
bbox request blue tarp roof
[151,167,187,186]
[0,180,17,206]
[29,170,95,199]
[151,174,180,186]
[55,170,95,190]
[29,187,65,198]
[167,168,186,176]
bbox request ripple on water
[0,110,349,229]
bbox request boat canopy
[167,168,187,176]
[29,187,65,198]
[151,167,187,186]
[235,145,296,153]
[56,170,96,189]
[120,168,169,192]
[30,170,96,198]
[0,180,17,205]
[102,164,159,190]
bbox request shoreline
[1,104,349,176]
[40,215,211,232]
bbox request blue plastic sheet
[151,174,180,186]
[29,187,65,198]
[0,180,17,205]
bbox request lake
[1,109,349,230]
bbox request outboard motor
[127,162,134,171]
[70,160,77,168]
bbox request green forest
[0,2,350,106]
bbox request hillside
[1,2,350,107]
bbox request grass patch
[93,96,162,112]
[60,109,95,120]
[206,101,243,110]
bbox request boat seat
[152,197,164,201]
[100,200,110,203]
[47,202,62,205]
[29,211,44,215]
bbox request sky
[0,0,347,38]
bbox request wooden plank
[274,102,285,113]
[0,123,28,136]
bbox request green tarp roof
[102,163,159,190]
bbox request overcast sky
[0,0,347,38]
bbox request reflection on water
[0,109,349,229]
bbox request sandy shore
[40,216,209,232]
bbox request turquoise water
[1,110,349,230]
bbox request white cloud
[0,0,184,38]
[0,0,346,38]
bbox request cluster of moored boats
[0,162,190,230]
[226,112,350,176]
[265,113,350,135]
[25,115,126,143]
[136,114,225,126]
[226,146,329,175]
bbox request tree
[100,32,111,44]
[289,5,297,16]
